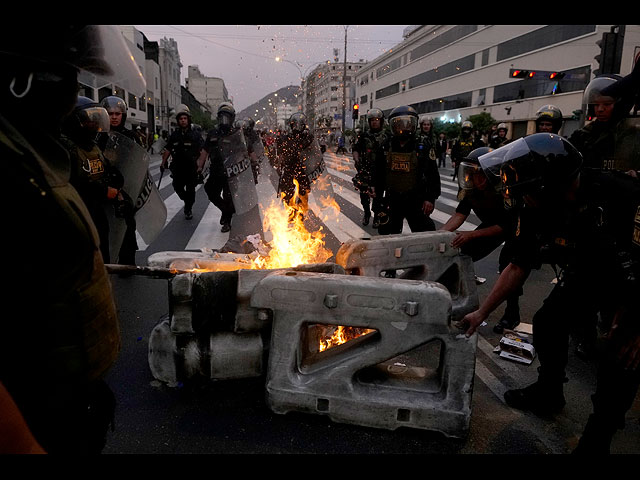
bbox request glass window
[496,25,595,62]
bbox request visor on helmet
[77,106,110,133]
[390,115,417,137]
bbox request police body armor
[385,148,419,194]
[102,131,167,249]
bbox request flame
[318,325,376,352]
[250,179,334,270]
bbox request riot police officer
[199,102,239,233]
[352,108,387,227]
[489,122,510,148]
[99,95,140,265]
[161,105,203,220]
[443,147,522,332]
[458,133,640,454]
[1,24,129,454]
[451,120,483,180]
[568,72,640,173]
[61,96,125,264]
[276,112,314,222]
[535,104,564,134]
[100,95,141,145]
[378,106,441,235]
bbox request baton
[157,166,165,189]
[105,263,188,279]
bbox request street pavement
[102,148,640,454]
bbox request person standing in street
[99,95,141,265]
[377,106,441,235]
[0,24,135,454]
[450,121,483,181]
[161,105,203,220]
[60,96,124,264]
[435,132,448,168]
[352,108,387,227]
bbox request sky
[134,25,410,112]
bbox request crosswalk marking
[136,151,480,253]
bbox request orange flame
[318,325,376,352]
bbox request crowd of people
[1,23,639,455]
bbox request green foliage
[467,112,496,134]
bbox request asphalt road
[101,160,640,455]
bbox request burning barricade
[141,185,478,437]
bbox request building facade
[185,65,230,117]
[354,25,640,139]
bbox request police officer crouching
[458,133,640,454]
[377,106,441,235]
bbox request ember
[318,325,377,352]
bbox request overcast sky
[134,25,410,112]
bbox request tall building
[302,60,366,135]
[355,25,640,138]
[185,65,230,117]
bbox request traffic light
[510,69,536,78]
[594,27,625,76]
[352,103,359,120]
[548,72,565,80]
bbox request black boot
[504,379,566,417]
[372,213,380,229]
[362,210,371,226]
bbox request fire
[250,179,335,270]
[318,325,377,352]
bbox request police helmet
[217,102,235,128]
[497,122,508,133]
[479,133,583,208]
[101,95,128,125]
[535,105,563,133]
[72,96,110,133]
[288,112,307,133]
[243,117,255,130]
[457,147,493,200]
[582,76,621,121]
[366,108,384,132]
[388,105,418,138]
[461,120,473,131]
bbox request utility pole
[342,25,348,134]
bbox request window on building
[496,25,596,62]
[408,54,475,90]
[128,93,138,110]
[493,65,591,103]
[409,25,478,62]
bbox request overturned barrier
[251,270,477,438]
[335,231,479,321]
[146,250,344,385]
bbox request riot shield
[151,137,167,155]
[102,132,167,258]
[219,128,264,253]
[303,135,337,214]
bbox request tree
[467,112,496,136]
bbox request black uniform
[451,133,483,180]
[61,134,124,264]
[505,169,640,451]
[202,126,237,227]
[353,129,388,225]
[97,125,140,265]
[378,134,441,235]
[165,125,203,217]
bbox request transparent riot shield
[251,135,279,194]
[303,135,337,215]
[219,128,264,253]
[102,132,167,259]
[150,137,167,155]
